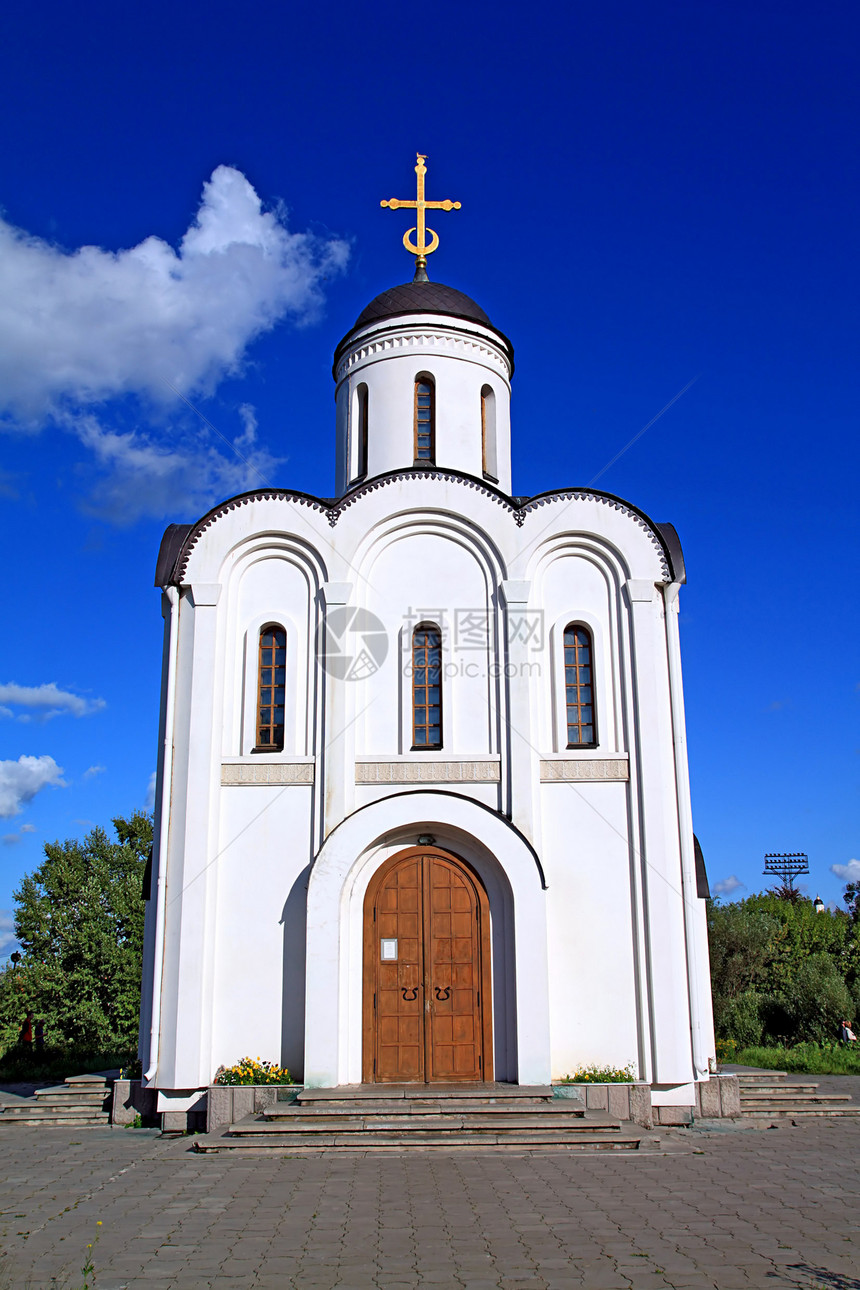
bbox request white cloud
[235,403,258,451]
[831,859,860,884]
[0,909,17,960]
[0,166,349,426]
[713,875,746,897]
[83,764,106,779]
[0,682,105,721]
[70,410,282,525]
[2,823,35,845]
[145,771,157,810]
[0,755,65,818]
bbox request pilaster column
[625,578,694,1086]
[499,580,539,846]
[159,582,222,1089]
[319,582,353,839]
[664,582,715,1077]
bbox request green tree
[708,893,860,1046]
[0,813,151,1055]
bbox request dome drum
[334,306,513,496]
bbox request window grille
[563,625,596,747]
[256,625,286,750]
[412,624,442,748]
[414,379,435,463]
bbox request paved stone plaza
[0,1120,858,1290]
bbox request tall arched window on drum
[255,625,286,750]
[414,377,435,463]
[564,624,596,747]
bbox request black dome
[334,279,514,375]
[353,280,493,330]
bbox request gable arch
[218,536,328,759]
[527,537,627,755]
[351,515,508,757]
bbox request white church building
[140,160,716,1114]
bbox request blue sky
[0,0,857,953]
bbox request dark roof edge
[155,473,683,587]
[694,834,710,899]
[332,311,516,379]
[654,522,686,585]
[154,524,193,588]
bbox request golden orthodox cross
[381,154,461,278]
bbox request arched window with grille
[563,624,596,747]
[355,382,369,479]
[481,385,497,481]
[412,623,442,748]
[414,377,435,463]
[255,624,286,750]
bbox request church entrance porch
[362,847,493,1083]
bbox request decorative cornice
[328,470,517,527]
[166,475,674,584]
[335,328,511,384]
[356,760,501,785]
[173,490,330,583]
[221,762,315,786]
[516,492,670,578]
[540,759,629,782]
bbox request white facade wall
[141,305,715,1100]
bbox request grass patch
[735,1042,860,1075]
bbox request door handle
[401,987,418,1001]
[434,986,450,1001]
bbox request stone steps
[255,1114,596,1131]
[262,1102,587,1121]
[0,1075,111,1127]
[199,1135,642,1152]
[741,1092,852,1104]
[740,1105,860,1118]
[198,1083,640,1153]
[296,1082,556,1102]
[736,1070,860,1119]
[737,1080,819,1095]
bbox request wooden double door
[363,847,493,1083]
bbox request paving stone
[1,1121,860,1289]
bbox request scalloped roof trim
[170,475,671,584]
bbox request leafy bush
[559,1064,637,1083]
[783,954,853,1044]
[214,1056,293,1085]
[718,990,765,1048]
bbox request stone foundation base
[206,1084,301,1133]
[111,1079,159,1127]
[553,1075,740,1129]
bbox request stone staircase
[0,1073,111,1127]
[738,1071,860,1119]
[196,1083,641,1153]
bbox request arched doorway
[362,846,493,1083]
